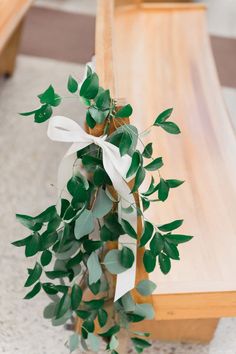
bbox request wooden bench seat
[96,0,236,343]
[0,0,33,76]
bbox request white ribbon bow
[47,116,137,301]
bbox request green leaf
[76,310,90,320]
[34,104,53,123]
[16,214,42,231]
[121,292,135,312]
[12,235,32,247]
[127,314,144,323]
[42,282,58,295]
[66,251,83,269]
[74,209,94,240]
[84,298,104,310]
[109,335,119,350]
[119,131,132,156]
[142,177,157,197]
[52,310,72,327]
[144,157,163,171]
[139,221,154,248]
[159,253,171,274]
[24,282,41,299]
[99,325,120,337]
[38,85,61,107]
[104,213,124,239]
[40,231,58,250]
[95,89,111,110]
[142,143,153,158]
[24,262,42,287]
[131,166,146,193]
[93,166,110,186]
[126,151,141,178]
[120,219,137,239]
[167,179,185,188]
[87,252,102,284]
[158,219,183,232]
[134,303,155,320]
[86,65,93,77]
[158,178,169,201]
[89,107,109,124]
[69,333,79,353]
[159,121,181,134]
[104,250,127,274]
[45,270,68,279]
[141,197,150,211]
[71,284,82,310]
[84,240,103,253]
[165,234,193,244]
[136,279,156,296]
[36,206,58,223]
[131,337,151,349]
[67,75,78,93]
[89,279,101,295]
[98,308,108,327]
[87,333,100,351]
[86,110,96,128]
[41,250,52,266]
[83,318,95,334]
[150,232,164,256]
[25,232,40,257]
[43,302,57,319]
[20,107,40,117]
[100,225,116,241]
[80,73,99,99]
[120,246,135,269]
[115,104,133,118]
[164,241,180,260]
[56,292,71,319]
[154,108,173,125]
[92,189,113,218]
[143,250,156,273]
[67,176,89,200]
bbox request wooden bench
[96,0,236,344]
[0,0,33,77]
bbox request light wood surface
[132,318,219,342]
[113,2,236,297]
[0,0,33,76]
[96,1,236,326]
[0,0,33,52]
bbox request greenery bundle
[13,67,193,353]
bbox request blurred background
[0,0,235,353]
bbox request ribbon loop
[47,116,137,301]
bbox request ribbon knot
[47,116,137,301]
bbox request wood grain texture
[132,318,219,342]
[113,3,236,294]
[0,0,33,53]
[96,1,236,322]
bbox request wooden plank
[96,1,236,322]
[132,318,219,342]
[0,19,24,76]
[153,292,236,320]
[113,2,236,296]
[0,0,33,53]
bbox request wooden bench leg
[132,318,219,343]
[0,19,24,77]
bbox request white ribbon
[47,116,137,301]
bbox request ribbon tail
[102,145,137,301]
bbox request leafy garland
[13,67,193,353]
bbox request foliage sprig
[14,67,193,353]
